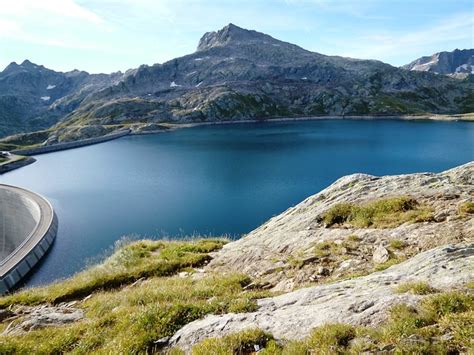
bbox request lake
[1,119,473,287]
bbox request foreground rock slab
[170,243,473,351]
[2,303,83,335]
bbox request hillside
[0,163,472,353]
[0,60,123,137]
[0,24,473,144]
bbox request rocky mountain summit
[0,24,473,141]
[403,49,474,78]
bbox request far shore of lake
[2,113,473,174]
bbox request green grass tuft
[395,281,438,295]
[191,329,275,355]
[458,201,474,216]
[323,196,433,228]
[389,239,407,250]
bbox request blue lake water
[1,119,473,287]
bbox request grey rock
[403,48,474,76]
[316,266,330,276]
[2,305,84,335]
[372,245,390,264]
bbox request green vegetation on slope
[322,196,433,228]
[0,239,227,307]
[0,239,273,353]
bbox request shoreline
[2,114,472,174]
[0,155,36,174]
[129,113,474,134]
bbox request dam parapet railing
[0,185,57,294]
[12,129,131,156]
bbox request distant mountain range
[403,49,474,78]
[0,24,473,142]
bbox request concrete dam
[0,185,57,294]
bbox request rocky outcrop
[170,243,473,351]
[208,162,473,291]
[403,49,474,77]
[168,163,474,350]
[1,303,83,335]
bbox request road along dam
[0,184,57,294]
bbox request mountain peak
[196,23,273,51]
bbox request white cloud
[0,0,107,48]
[1,0,104,24]
[334,13,474,64]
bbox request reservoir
[1,119,473,287]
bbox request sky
[0,0,473,74]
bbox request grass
[374,256,405,271]
[0,239,227,307]
[313,237,362,258]
[313,241,345,258]
[388,239,407,250]
[0,239,273,354]
[322,196,433,228]
[395,281,438,295]
[190,329,276,355]
[458,201,474,216]
[187,289,474,354]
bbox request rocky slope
[0,60,123,137]
[170,243,473,350]
[403,49,474,78]
[1,24,473,141]
[208,162,473,291]
[168,163,473,350]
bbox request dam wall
[12,129,130,156]
[0,185,57,294]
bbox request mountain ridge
[0,23,473,144]
[403,48,474,77]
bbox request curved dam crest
[0,184,57,294]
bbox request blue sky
[1,0,473,73]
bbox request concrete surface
[0,184,57,294]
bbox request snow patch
[195,81,203,87]
[186,71,197,76]
[412,59,438,71]
[40,96,50,101]
[301,77,308,80]
[194,58,204,61]
[46,84,56,90]
[170,81,181,87]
